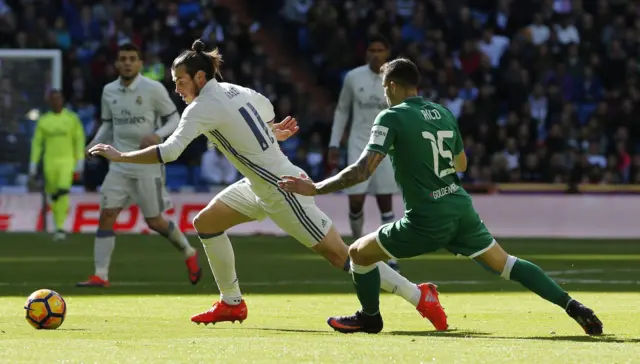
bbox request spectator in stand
[3,0,640,189]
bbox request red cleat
[76,275,110,288]
[185,252,202,285]
[191,300,248,325]
[415,283,448,331]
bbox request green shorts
[376,210,495,259]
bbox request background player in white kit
[77,43,201,288]
[89,40,447,329]
[328,35,400,271]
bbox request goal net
[0,49,61,182]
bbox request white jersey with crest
[99,74,179,178]
[157,79,300,198]
[328,65,398,196]
[329,65,388,148]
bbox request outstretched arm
[88,143,163,164]
[89,103,209,164]
[315,150,385,194]
[278,150,386,196]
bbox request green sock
[52,195,69,231]
[352,266,381,315]
[510,258,571,308]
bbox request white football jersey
[329,65,388,149]
[100,74,179,177]
[157,80,300,197]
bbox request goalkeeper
[29,90,86,241]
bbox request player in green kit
[278,58,603,336]
[29,90,86,241]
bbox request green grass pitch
[1,233,639,363]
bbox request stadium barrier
[1,192,639,238]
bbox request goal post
[0,49,63,232]
[0,49,62,89]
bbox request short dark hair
[368,34,391,49]
[172,39,223,80]
[117,43,142,59]
[380,58,420,88]
[48,89,62,97]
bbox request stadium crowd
[1,0,639,189]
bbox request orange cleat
[415,283,448,331]
[76,275,110,288]
[191,300,248,325]
[185,252,202,285]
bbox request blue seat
[0,163,15,176]
[190,166,207,188]
[165,164,189,191]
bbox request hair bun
[192,39,205,53]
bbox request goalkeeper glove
[28,162,37,177]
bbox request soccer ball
[24,289,67,330]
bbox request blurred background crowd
[1,0,639,191]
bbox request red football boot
[76,275,110,288]
[415,283,448,331]
[191,300,248,325]
[185,252,202,285]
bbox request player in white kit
[88,40,445,329]
[77,43,201,288]
[328,35,400,271]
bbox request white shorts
[215,179,332,247]
[344,144,398,196]
[100,170,172,218]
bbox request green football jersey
[365,97,473,224]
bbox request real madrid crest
[136,96,143,105]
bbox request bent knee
[348,243,366,265]
[192,208,226,233]
[192,212,205,231]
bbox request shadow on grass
[210,327,640,343]
[388,329,640,343]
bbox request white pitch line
[546,269,605,276]
[2,268,639,288]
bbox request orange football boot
[185,252,202,285]
[76,275,110,287]
[415,283,448,331]
[191,300,248,325]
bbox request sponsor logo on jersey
[357,95,387,110]
[369,125,388,146]
[430,183,459,200]
[113,109,147,125]
[136,96,143,105]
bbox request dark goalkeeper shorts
[376,210,495,259]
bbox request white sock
[200,232,242,305]
[349,211,364,238]
[380,211,395,224]
[164,221,196,258]
[94,230,116,281]
[377,262,421,307]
